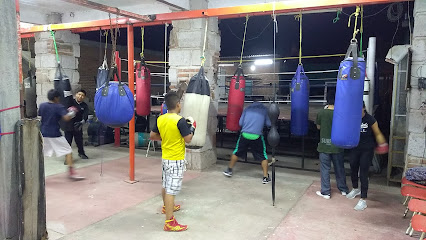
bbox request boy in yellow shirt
[150,91,195,232]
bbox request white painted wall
[208,0,270,8]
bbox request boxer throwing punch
[150,91,195,232]
[65,90,89,159]
[346,101,388,211]
[38,89,85,180]
[223,102,272,184]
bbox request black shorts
[233,134,268,161]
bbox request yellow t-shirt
[155,113,188,160]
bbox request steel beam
[60,0,156,22]
[22,0,411,34]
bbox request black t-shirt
[356,112,377,149]
[71,99,89,122]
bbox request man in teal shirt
[315,90,349,199]
[223,102,271,184]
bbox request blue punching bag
[95,67,134,128]
[291,64,310,136]
[332,41,366,148]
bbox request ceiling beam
[60,0,156,22]
[22,0,411,35]
[156,0,187,11]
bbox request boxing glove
[375,143,389,155]
[66,106,78,118]
[186,116,196,135]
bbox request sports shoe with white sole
[316,191,331,199]
[341,191,347,196]
[354,199,367,211]
[262,175,271,184]
[223,168,233,177]
[346,189,361,199]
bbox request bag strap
[234,66,244,90]
[101,55,108,69]
[344,40,361,80]
[102,67,126,97]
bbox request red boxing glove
[67,106,79,113]
[375,143,389,155]
[66,106,78,118]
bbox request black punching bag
[267,103,280,206]
[54,63,73,108]
[24,70,37,118]
[267,103,280,148]
[54,63,74,131]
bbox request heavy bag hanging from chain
[332,40,365,148]
[226,66,246,131]
[180,67,210,148]
[290,64,309,136]
[24,70,37,118]
[54,63,74,131]
[54,63,73,108]
[135,61,151,116]
[94,67,135,128]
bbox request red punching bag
[135,61,151,116]
[226,66,246,131]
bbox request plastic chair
[406,199,426,236]
[146,139,156,157]
[401,186,426,217]
[411,214,426,240]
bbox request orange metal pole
[127,24,136,182]
[114,51,121,147]
[20,0,411,35]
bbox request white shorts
[162,159,186,196]
[43,136,72,157]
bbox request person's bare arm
[371,122,386,145]
[183,133,193,143]
[150,131,162,141]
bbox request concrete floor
[44,145,408,240]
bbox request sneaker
[316,191,331,199]
[341,191,347,196]
[79,154,89,159]
[262,175,271,184]
[223,168,233,177]
[354,199,367,211]
[161,205,181,214]
[68,167,85,181]
[346,189,361,199]
[69,173,85,181]
[164,216,188,232]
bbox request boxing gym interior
[1,0,426,239]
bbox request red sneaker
[161,205,181,214]
[164,216,188,232]
[68,167,85,181]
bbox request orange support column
[114,51,121,147]
[126,24,137,183]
